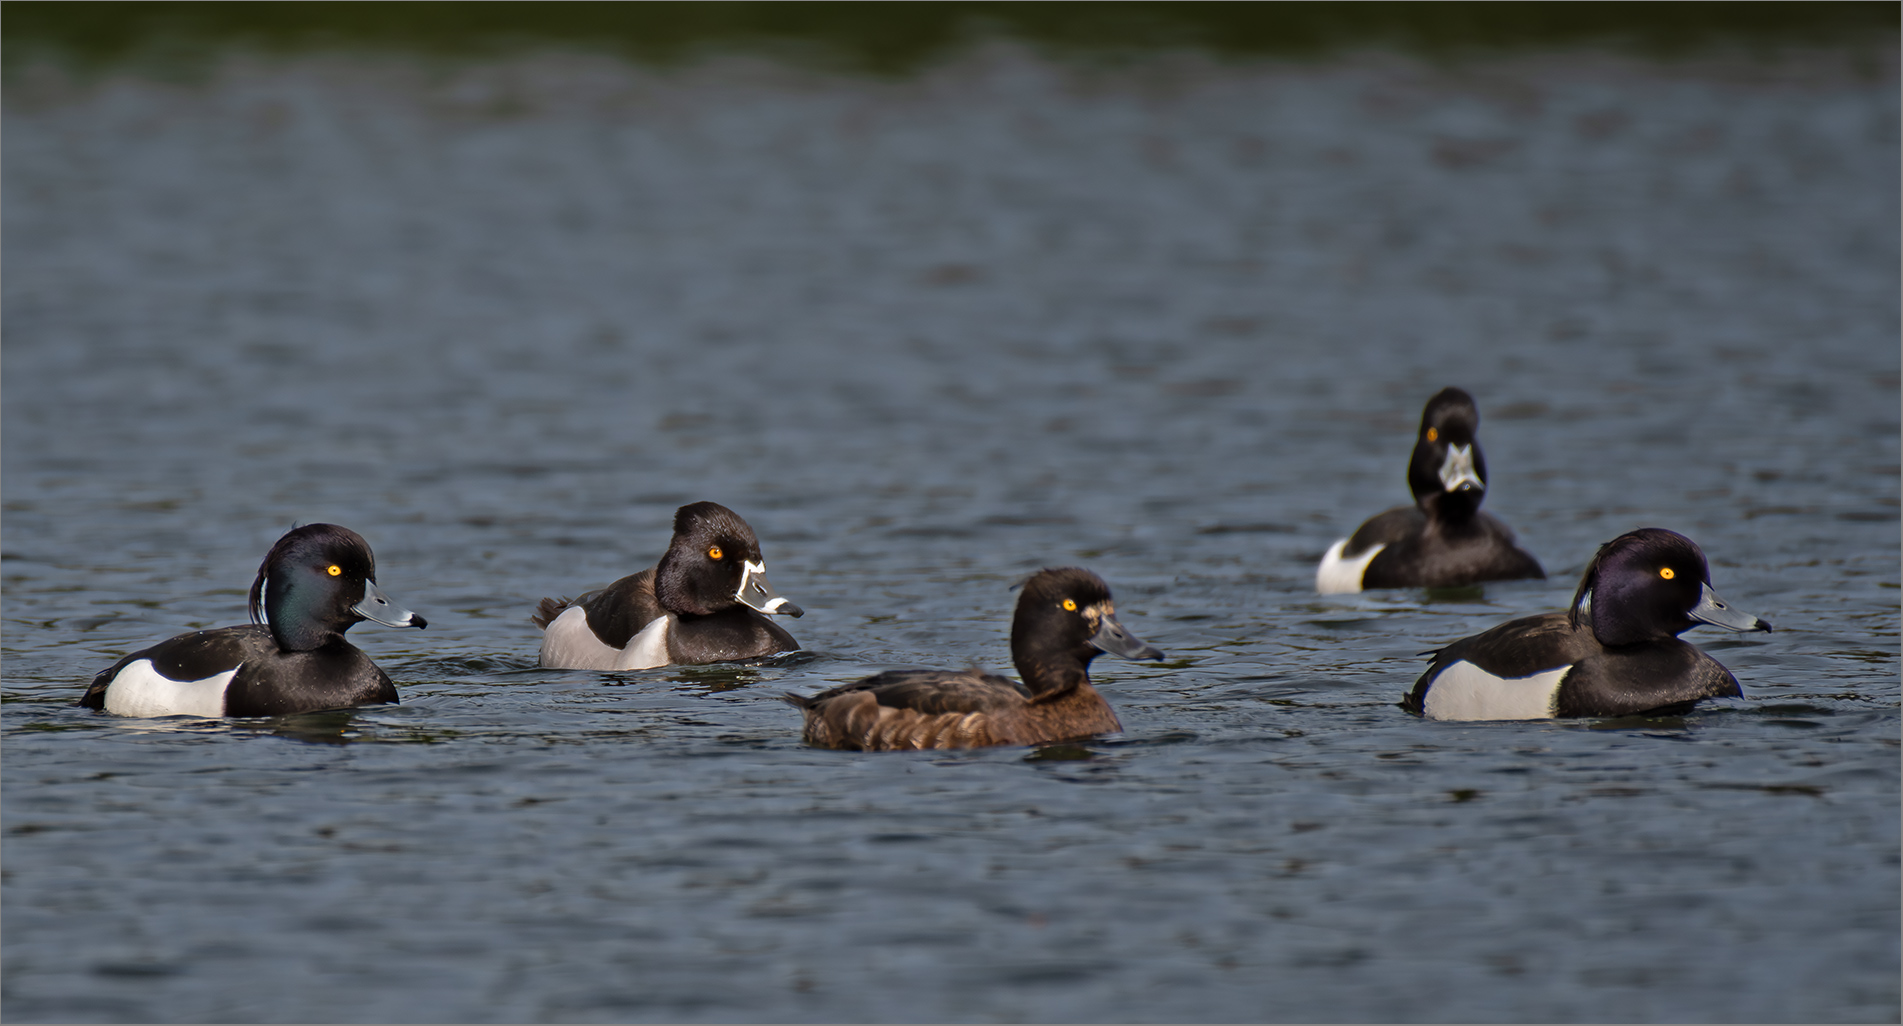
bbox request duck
[80,523,427,718]
[1403,527,1772,720]
[785,567,1163,750]
[1317,387,1544,593]
[533,501,803,670]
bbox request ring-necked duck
[533,501,803,670]
[80,524,427,718]
[1403,528,1771,720]
[785,567,1163,750]
[1317,387,1544,593]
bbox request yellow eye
[326,565,342,577]
[707,546,723,560]
[1426,427,1438,442]
[1659,567,1675,580]
[1062,599,1077,611]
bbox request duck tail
[530,596,571,630]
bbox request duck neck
[1420,488,1484,525]
[1012,646,1094,698]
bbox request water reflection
[1023,742,1096,762]
[663,651,821,694]
[232,708,462,746]
[240,708,368,745]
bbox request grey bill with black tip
[1688,583,1772,633]
[353,581,428,629]
[1091,614,1163,660]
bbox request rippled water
[4,48,1898,1022]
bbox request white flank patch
[1315,539,1385,594]
[538,605,674,670]
[103,659,234,718]
[614,615,673,670]
[539,606,620,669]
[1422,660,1568,721]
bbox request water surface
[3,46,1898,1022]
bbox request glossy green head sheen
[247,524,426,651]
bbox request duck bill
[353,580,428,629]
[737,560,803,617]
[1090,613,1163,661]
[1438,444,1484,493]
[1688,583,1772,633]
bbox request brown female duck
[785,567,1164,750]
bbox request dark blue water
[4,48,1898,1022]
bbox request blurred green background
[5,1,1897,73]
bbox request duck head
[1569,527,1772,646]
[247,523,426,651]
[1408,387,1489,522]
[655,501,804,619]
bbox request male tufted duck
[1403,528,1771,720]
[1317,387,1544,593]
[81,524,427,718]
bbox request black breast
[1364,511,1543,589]
[667,606,799,665]
[224,641,398,716]
[1555,641,1741,718]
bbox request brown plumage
[785,567,1164,750]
